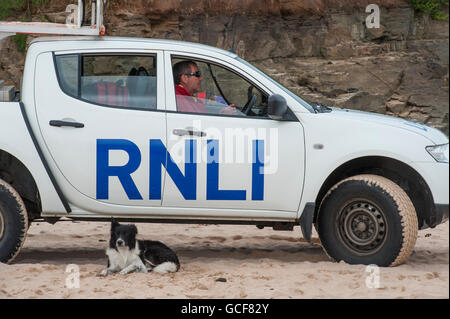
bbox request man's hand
[220,104,237,115]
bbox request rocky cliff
[1,0,448,134]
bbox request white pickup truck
[0,36,448,267]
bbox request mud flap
[299,203,315,243]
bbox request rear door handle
[49,120,84,128]
[173,129,206,137]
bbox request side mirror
[268,94,288,120]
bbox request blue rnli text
[96,139,264,201]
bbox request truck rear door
[34,51,166,210]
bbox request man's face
[181,64,203,95]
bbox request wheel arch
[0,149,42,221]
[314,156,435,229]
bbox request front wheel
[0,178,29,264]
[317,175,418,267]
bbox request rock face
[1,0,448,134]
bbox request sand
[0,219,448,299]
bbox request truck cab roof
[30,36,238,58]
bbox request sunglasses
[183,71,202,78]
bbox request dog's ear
[111,219,120,232]
[131,224,138,237]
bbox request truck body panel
[0,102,66,213]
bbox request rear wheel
[0,178,28,264]
[317,174,418,267]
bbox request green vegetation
[410,0,449,20]
[12,33,27,52]
[1,0,49,52]
[0,0,49,20]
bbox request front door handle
[173,129,206,137]
[49,120,84,128]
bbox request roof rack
[0,0,105,41]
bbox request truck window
[55,54,79,97]
[172,57,268,118]
[55,54,157,110]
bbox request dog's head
[109,220,138,250]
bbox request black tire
[0,178,28,264]
[317,174,418,267]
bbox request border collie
[98,221,180,276]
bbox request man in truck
[173,60,207,113]
[173,60,238,115]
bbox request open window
[172,57,269,118]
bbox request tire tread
[0,179,28,264]
[319,174,418,267]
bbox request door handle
[49,120,84,128]
[173,129,206,137]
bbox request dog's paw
[119,269,130,275]
[97,269,109,277]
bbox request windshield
[236,57,315,113]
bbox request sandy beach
[0,219,448,299]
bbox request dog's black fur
[99,220,180,276]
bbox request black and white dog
[99,221,180,276]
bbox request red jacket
[175,85,206,113]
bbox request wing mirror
[268,94,288,120]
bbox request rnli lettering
[96,139,264,201]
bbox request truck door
[161,53,304,214]
[34,51,166,209]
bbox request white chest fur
[106,241,141,269]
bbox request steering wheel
[240,86,254,113]
[244,94,258,115]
